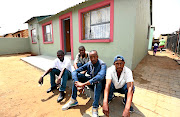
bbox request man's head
[78,46,85,56]
[89,50,98,65]
[57,50,64,61]
[114,55,125,73]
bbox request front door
[63,18,71,54]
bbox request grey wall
[132,0,150,70]
[27,18,40,55]
[0,38,30,55]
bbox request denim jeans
[50,68,71,91]
[71,73,102,108]
[108,83,135,102]
[77,63,83,68]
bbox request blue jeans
[77,63,83,68]
[50,68,71,91]
[71,73,102,108]
[108,83,135,102]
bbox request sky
[0,0,85,35]
[0,0,180,38]
[153,0,180,38]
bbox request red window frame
[78,0,114,43]
[42,21,54,44]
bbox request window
[31,29,37,43]
[18,34,21,37]
[79,0,114,43]
[83,6,110,39]
[42,21,53,44]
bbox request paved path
[131,50,180,117]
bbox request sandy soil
[0,54,95,117]
[0,50,179,117]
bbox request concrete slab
[21,55,73,71]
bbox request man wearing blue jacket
[62,50,106,117]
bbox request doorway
[63,18,71,55]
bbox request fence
[0,38,31,55]
[166,32,180,54]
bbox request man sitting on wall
[38,50,72,103]
[103,55,135,117]
[73,46,89,69]
[62,50,106,117]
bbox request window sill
[32,42,37,44]
[43,41,53,44]
[79,39,111,43]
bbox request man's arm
[122,82,134,117]
[73,54,79,69]
[38,68,53,84]
[88,63,106,85]
[72,63,88,82]
[56,68,66,84]
[73,63,78,70]
[102,79,112,117]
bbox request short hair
[89,50,98,55]
[57,50,64,55]
[78,46,85,50]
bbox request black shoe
[122,98,134,113]
[57,91,65,103]
[46,86,57,93]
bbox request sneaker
[62,98,78,111]
[92,108,99,117]
[122,98,134,113]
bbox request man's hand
[77,87,85,94]
[38,76,43,84]
[122,109,130,117]
[75,81,85,87]
[56,78,61,85]
[103,102,109,117]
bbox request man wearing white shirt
[38,50,72,102]
[103,55,135,117]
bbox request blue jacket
[72,59,106,85]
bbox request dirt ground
[0,50,179,117]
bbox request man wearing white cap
[103,55,135,117]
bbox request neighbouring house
[25,0,152,70]
[3,33,13,38]
[3,29,29,38]
[12,29,29,38]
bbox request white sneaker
[92,108,99,117]
[62,98,78,111]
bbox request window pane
[90,23,110,39]
[82,5,110,40]
[91,6,110,25]
[84,12,90,39]
[46,25,51,33]
[44,24,52,42]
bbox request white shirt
[106,65,134,89]
[51,57,72,72]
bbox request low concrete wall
[0,38,31,55]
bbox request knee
[50,68,56,74]
[62,69,69,76]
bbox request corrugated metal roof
[24,15,52,23]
